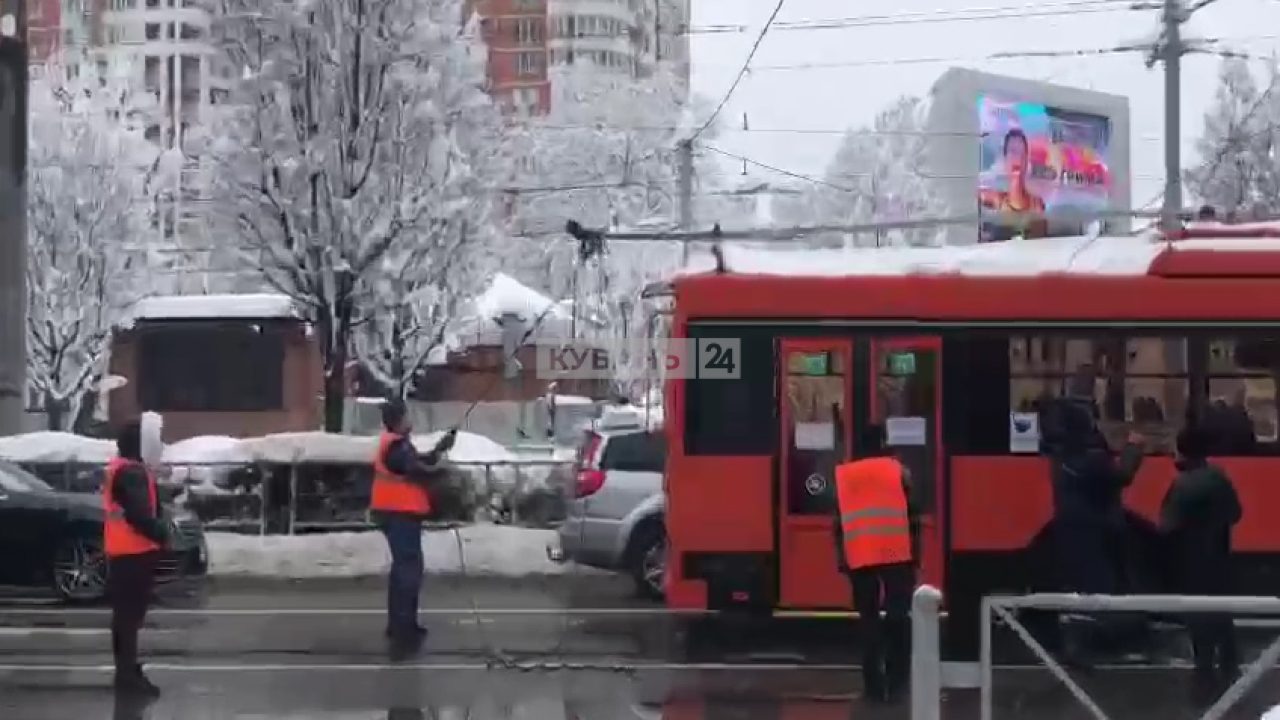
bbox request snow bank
[164,436,253,496]
[235,431,517,466]
[679,234,1280,280]
[0,432,114,463]
[128,293,301,322]
[206,525,577,578]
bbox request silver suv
[547,423,666,599]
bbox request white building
[97,0,234,246]
[546,0,688,85]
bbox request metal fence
[10,458,575,535]
[979,593,1280,720]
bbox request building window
[137,323,286,412]
[515,19,540,45]
[180,23,201,40]
[516,51,542,76]
[146,0,160,8]
[145,23,161,40]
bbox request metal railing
[8,458,574,535]
[980,593,1280,720]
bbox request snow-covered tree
[206,0,508,429]
[1185,58,1280,218]
[502,62,723,289]
[26,61,158,430]
[780,95,944,247]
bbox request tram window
[1204,336,1280,453]
[684,334,774,456]
[1009,336,1188,454]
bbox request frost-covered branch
[25,61,157,430]
[206,0,507,429]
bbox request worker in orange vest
[372,399,456,656]
[103,420,170,698]
[833,423,918,705]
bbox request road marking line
[0,607,698,617]
[0,628,187,637]
[0,661,862,672]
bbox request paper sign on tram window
[794,422,835,450]
[885,416,927,446]
[1009,412,1041,454]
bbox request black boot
[114,666,160,699]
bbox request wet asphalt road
[1,575,1279,719]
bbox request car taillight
[576,468,606,498]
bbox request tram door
[776,339,854,608]
[870,337,945,592]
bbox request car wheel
[52,536,108,604]
[629,522,666,601]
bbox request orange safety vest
[369,432,431,515]
[834,456,912,570]
[102,457,162,557]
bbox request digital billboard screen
[977,94,1113,242]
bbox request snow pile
[240,432,377,464]
[453,272,573,345]
[206,525,576,578]
[681,235,1168,278]
[0,432,115,463]
[127,293,300,323]
[164,435,253,496]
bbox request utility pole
[1161,0,1184,231]
[677,139,693,262]
[0,0,25,436]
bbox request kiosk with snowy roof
[108,293,322,442]
[660,223,1280,660]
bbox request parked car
[547,424,667,599]
[0,460,208,602]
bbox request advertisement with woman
[978,94,1113,242]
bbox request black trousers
[848,562,915,699]
[1190,614,1239,681]
[108,551,159,676]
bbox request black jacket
[111,461,168,545]
[1160,460,1241,593]
[1041,395,1143,527]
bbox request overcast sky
[690,0,1280,210]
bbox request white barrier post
[911,584,943,720]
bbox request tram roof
[670,224,1280,284]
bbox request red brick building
[466,0,550,115]
[26,0,63,64]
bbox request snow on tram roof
[677,232,1280,280]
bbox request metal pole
[980,597,994,720]
[677,139,693,263]
[1161,0,1183,230]
[0,0,26,436]
[910,585,943,720]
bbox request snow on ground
[205,525,583,578]
[0,431,114,463]
[127,293,301,322]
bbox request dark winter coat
[1160,460,1242,594]
[111,462,169,545]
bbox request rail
[980,593,1280,720]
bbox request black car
[0,460,208,602]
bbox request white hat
[1261,704,1280,720]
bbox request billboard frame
[925,67,1132,246]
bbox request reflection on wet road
[1,578,1278,718]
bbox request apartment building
[467,0,551,116]
[96,0,232,245]
[27,0,64,63]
